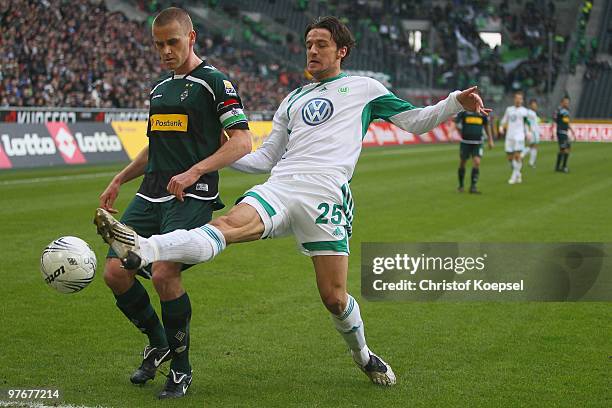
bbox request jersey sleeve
[455,111,465,124]
[382,91,463,135]
[210,73,249,130]
[365,78,416,121]
[500,107,509,127]
[230,94,290,174]
[364,78,463,134]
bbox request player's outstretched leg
[313,256,396,386]
[94,208,226,269]
[95,208,142,267]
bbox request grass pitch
[0,142,610,407]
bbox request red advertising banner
[46,122,87,165]
[538,123,612,142]
[364,121,612,147]
[364,120,459,146]
[0,142,11,169]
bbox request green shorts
[557,134,571,150]
[107,195,222,271]
[460,142,483,160]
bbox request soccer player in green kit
[553,96,576,173]
[455,109,494,193]
[97,7,251,399]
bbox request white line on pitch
[0,172,117,186]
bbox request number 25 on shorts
[316,203,342,225]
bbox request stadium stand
[576,0,612,119]
[0,0,159,108]
[0,0,609,119]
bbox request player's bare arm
[166,129,252,200]
[99,146,149,214]
[485,123,494,149]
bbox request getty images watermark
[361,243,611,301]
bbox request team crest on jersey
[180,83,193,101]
[302,98,334,126]
[338,86,349,94]
[223,80,237,96]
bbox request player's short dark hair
[514,90,524,96]
[304,16,355,63]
[562,96,570,101]
[529,98,537,104]
[153,7,193,33]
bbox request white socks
[141,224,226,265]
[511,159,522,179]
[529,148,537,166]
[332,294,370,366]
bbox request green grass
[0,142,610,407]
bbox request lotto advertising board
[2,120,611,170]
[0,123,129,169]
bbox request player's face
[530,101,538,111]
[514,94,523,106]
[152,20,194,73]
[305,28,347,80]
[561,98,570,109]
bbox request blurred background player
[553,96,576,173]
[454,108,494,193]
[522,99,541,168]
[97,7,251,399]
[500,91,531,184]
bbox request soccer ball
[40,236,97,294]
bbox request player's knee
[321,292,347,315]
[103,260,133,292]
[151,262,181,293]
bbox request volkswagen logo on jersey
[302,98,334,126]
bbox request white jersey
[501,106,530,141]
[232,73,463,180]
[526,109,539,138]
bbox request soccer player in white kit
[95,16,489,387]
[500,92,531,184]
[521,99,540,168]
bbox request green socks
[115,280,168,349]
[161,292,192,373]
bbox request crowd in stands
[1,0,608,110]
[0,0,302,110]
[430,0,564,95]
[0,0,158,108]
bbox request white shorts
[505,137,525,153]
[237,174,353,257]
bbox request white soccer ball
[40,236,97,294]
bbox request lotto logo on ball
[40,236,96,294]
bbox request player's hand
[167,168,200,202]
[457,86,492,116]
[99,178,121,214]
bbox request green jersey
[554,107,570,135]
[138,61,249,201]
[455,111,488,144]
